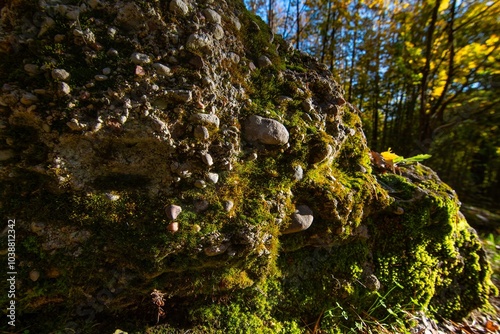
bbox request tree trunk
[418,0,442,144]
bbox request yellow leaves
[380,148,400,162]
[485,34,499,47]
[438,0,449,13]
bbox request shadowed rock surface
[0,0,496,332]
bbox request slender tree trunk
[267,0,275,32]
[296,0,300,49]
[320,0,332,64]
[432,0,456,127]
[347,28,357,101]
[418,0,442,144]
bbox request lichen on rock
[0,0,496,332]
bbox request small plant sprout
[151,289,166,324]
[371,148,431,173]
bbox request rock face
[0,0,496,332]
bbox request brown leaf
[485,320,500,332]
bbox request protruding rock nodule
[166,204,182,220]
[244,115,289,145]
[282,205,314,234]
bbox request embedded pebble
[194,180,206,189]
[166,204,182,220]
[282,205,314,234]
[29,270,40,282]
[105,193,120,201]
[20,93,38,105]
[130,52,151,65]
[24,64,40,76]
[167,222,179,233]
[293,165,303,181]
[95,75,108,81]
[258,55,273,68]
[364,274,381,291]
[194,200,209,212]
[204,243,229,256]
[213,24,224,40]
[152,63,171,76]
[223,200,234,212]
[201,153,213,166]
[203,9,221,24]
[244,115,289,145]
[169,0,189,16]
[58,82,71,95]
[207,172,219,184]
[30,222,45,235]
[52,69,70,81]
[186,33,212,52]
[190,113,220,129]
[194,125,209,141]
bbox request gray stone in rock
[194,200,210,213]
[186,33,213,53]
[282,205,314,234]
[167,90,192,103]
[195,180,206,188]
[248,62,257,71]
[190,113,220,129]
[301,99,314,113]
[0,150,14,161]
[223,200,234,212]
[203,9,221,24]
[58,82,71,96]
[24,64,40,76]
[228,52,240,64]
[39,16,55,37]
[244,115,289,145]
[364,274,381,291]
[130,52,151,65]
[102,68,111,75]
[153,63,171,76]
[293,165,303,181]
[189,55,205,69]
[166,204,182,220]
[107,48,119,57]
[115,2,144,30]
[105,193,120,201]
[20,93,38,106]
[258,55,273,68]
[207,172,219,184]
[311,144,333,164]
[213,24,224,40]
[169,0,189,16]
[94,75,108,81]
[52,69,70,81]
[204,243,229,256]
[194,125,209,141]
[201,153,213,166]
[230,16,241,31]
[67,118,85,131]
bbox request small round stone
[166,204,182,220]
[167,222,179,233]
[194,180,206,189]
[29,270,40,282]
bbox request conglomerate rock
[0,0,496,332]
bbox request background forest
[244,0,500,213]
